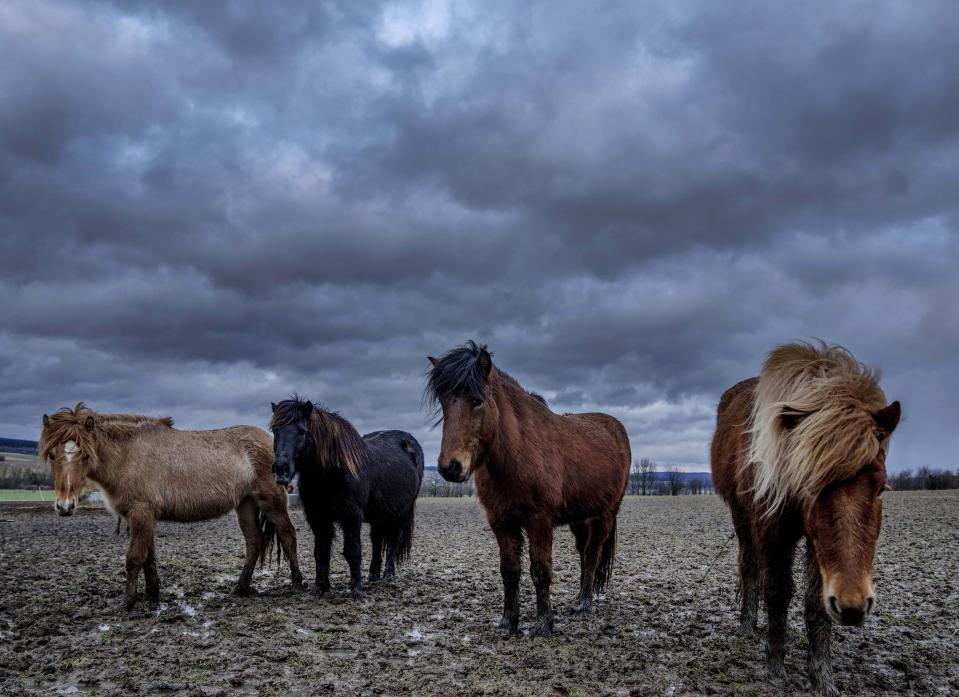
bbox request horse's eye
[470,398,484,409]
[879,483,891,497]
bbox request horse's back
[711,377,758,506]
[121,425,272,521]
[558,411,631,471]
[361,430,423,521]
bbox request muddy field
[1,492,957,696]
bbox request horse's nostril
[866,596,875,614]
[828,596,840,617]
[449,460,463,475]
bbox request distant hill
[0,437,39,455]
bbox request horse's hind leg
[383,526,400,580]
[234,497,263,595]
[368,525,384,583]
[732,507,759,635]
[341,515,364,599]
[256,486,304,587]
[570,522,588,605]
[575,515,613,615]
[124,503,156,610]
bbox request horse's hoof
[367,574,381,584]
[124,596,137,611]
[291,573,304,586]
[766,655,786,679]
[351,588,365,600]
[382,572,396,582]
[573,600,592,616]
[530,619,554,638]
[146,589,160,603]
[738,620,759,638]
[233,585,257,596]
[813,682,839,697]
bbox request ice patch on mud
[98,624,111,632]
[56,686,78,695]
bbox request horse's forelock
[748,341,888,515]
[39,403,98,466]
[269,397,311,431]
[425,340,492,411]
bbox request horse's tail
[595,517,617,593]
[257,509,285,568]
[397,505,416,563]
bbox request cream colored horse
[40,403,302,608]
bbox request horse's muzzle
[438,459,468,483]
[272,460,292,486]
[55,499,76,516]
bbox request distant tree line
[628,459,713,496]
[888,467,959,491]
[0,465,52,489]
[418,476,475,498]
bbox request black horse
[270,397,424,599]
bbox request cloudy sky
[2,1,957,471]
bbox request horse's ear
[271,402,277,413]
[427,356,439,368]
[874,401,901,435]
[84,415,95,432]
[300,401,314,417]
[42,414,49,427]
[477,348,493,378]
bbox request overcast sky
[2,1,958,471]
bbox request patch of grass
[0,489,51,502]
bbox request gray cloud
[2,0,958,470]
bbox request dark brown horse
[40,403,303,609]
[427,341,631,637]
[711,342,900,696]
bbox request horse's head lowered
[426,341,500,483]
[802,400,900,626]
[749,343,902,626]
[40,404,98,516]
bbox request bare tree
[688,477,703,495]
[665,465,683,496]
[637,458,656,496]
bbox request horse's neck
[89,427,140,485]
[486,386,531,478]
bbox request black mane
[426,340,492,413]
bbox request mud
[1,492,957,696]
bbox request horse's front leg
[341,516,364,599]
[490,519,522,636]
[313,520,334,597]
[761,532,797,679]
[125,504,156,610]
[526,515,555,637]
[805,539,838,697]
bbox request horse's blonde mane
[747,342,888,514]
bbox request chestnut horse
[40,403,303,608]
[711,343,900,696]
[427,341,631,637]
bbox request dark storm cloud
[1,0,958,470]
